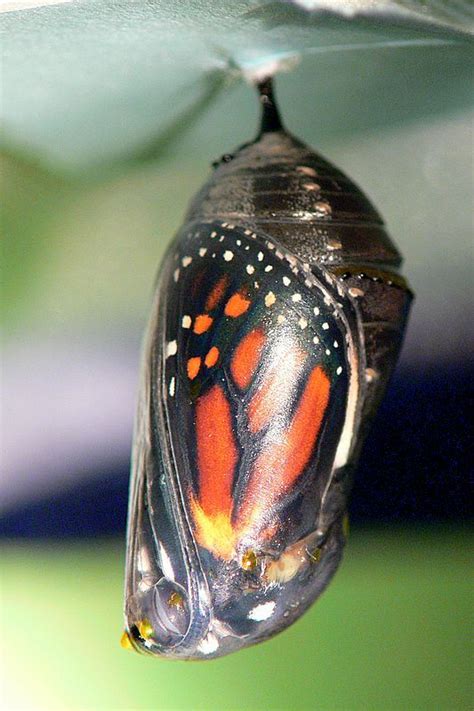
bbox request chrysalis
[123,79,412,659]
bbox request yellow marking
[191,499,236,560]
[120,630,134,650]
[241,549,258,572]
[365,367,378,383]
[168,591,184,610]
[138,619,154,640]
[307,547,322,564]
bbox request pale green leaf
[1,0,472,174]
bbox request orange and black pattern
[159,220,350,563]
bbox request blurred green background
[1,2,473,709]
[1,528,472,710]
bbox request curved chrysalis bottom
[123,78,413,660]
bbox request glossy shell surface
[124,86,412,659]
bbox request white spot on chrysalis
[265,291,276,307]
[169,377,176,397]
[166,341,177,357]
[248,601,276,622]
[197,633,219,655]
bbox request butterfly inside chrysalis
[123,78,412,659]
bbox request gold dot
[168,591,184,610]
[241,549,258,572]
[307,547,322,564]
[120,630,133,650]
[365,367,378,383]
[138,619,154,640]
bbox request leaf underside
[1,0,473,174]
